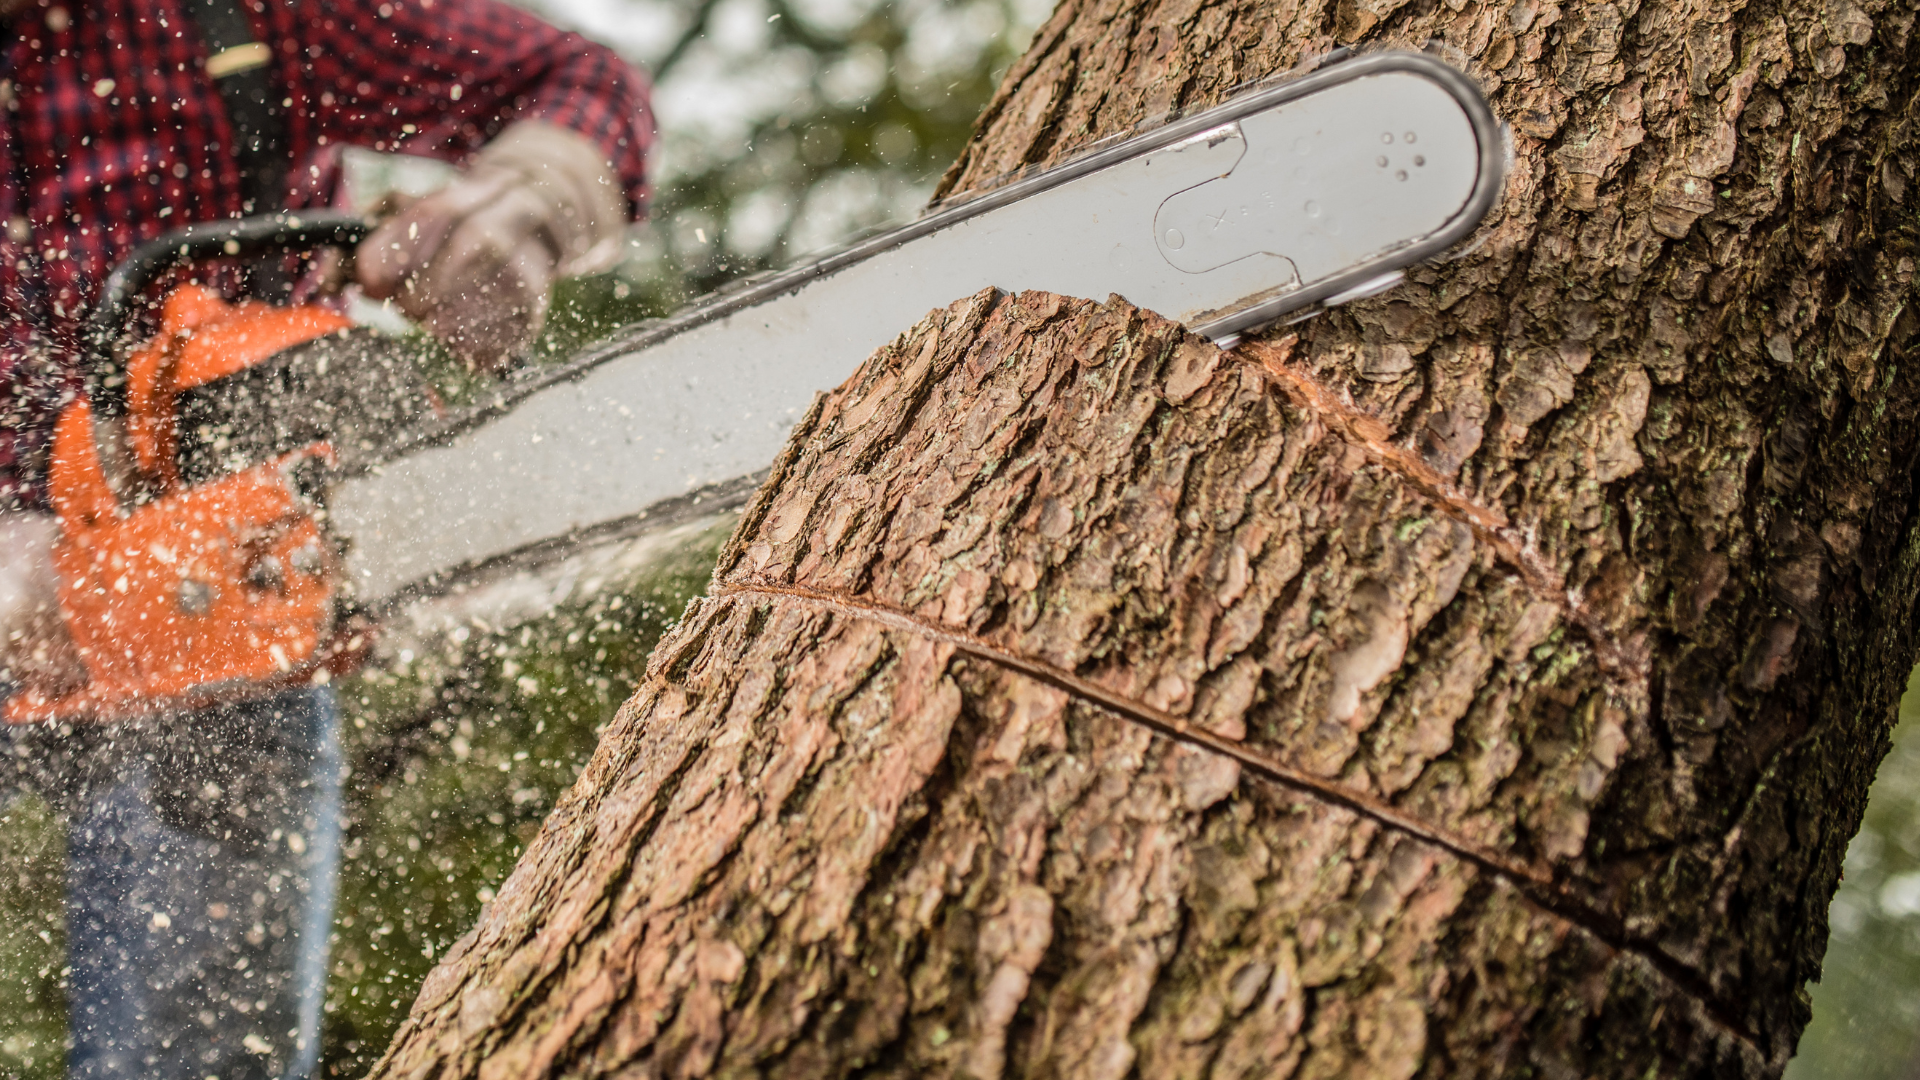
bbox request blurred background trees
[531,0,1054,308]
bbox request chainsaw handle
[84,212,372,419]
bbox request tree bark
[367,0,1920,1076]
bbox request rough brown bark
[368,0,1920,1076]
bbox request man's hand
[0,513,85,702]
[355,122,629,371]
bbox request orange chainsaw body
[6,286,355,723]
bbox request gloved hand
[0,513,84,701]
[355,121,630,371]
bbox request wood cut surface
[367,0,1920,1075]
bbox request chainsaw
[6,50,1506,723]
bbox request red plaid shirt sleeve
[0,0,654,512]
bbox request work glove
[0,513,83,701]
[355,121,629,371]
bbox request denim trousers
[57,686,343,1080]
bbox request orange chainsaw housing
[6,286,356,723]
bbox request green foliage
[0,796,64,1080]
[1789,667,1920,1078]
[627,0,1038,299]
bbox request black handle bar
[83,212,372,419]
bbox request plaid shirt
[0,0,653,511]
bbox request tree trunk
[367,0,1920,1076]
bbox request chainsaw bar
[329,50,1506,603]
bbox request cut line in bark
[715,579,1760,1050]
[1231,339,1648,687]
[1231,339,1513,533]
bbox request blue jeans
[61,686,343,1080]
